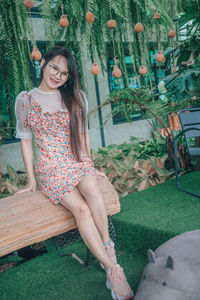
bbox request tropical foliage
[0,0,183,139]
[91,137,174,196]
[0,0,33,138]
[0,136,173,198]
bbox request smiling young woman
[14,45,133,300]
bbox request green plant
[0,165,28,198]
[91,137,174,196]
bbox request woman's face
[41,55,69,92]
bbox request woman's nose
[55,72,61,79]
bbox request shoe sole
[106,280,134,300]
[100,262,105,270]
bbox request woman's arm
[14,139,37,194]
[21,139,36,180]
[80,132,91,157]
[80,133,107,177]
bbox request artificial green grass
[114,171,200,255]
[0,171,200,299]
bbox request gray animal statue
[134,230,200,300]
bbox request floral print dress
[15,88,96,205]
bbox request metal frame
[54,216,117,267]
[174,107,200,198]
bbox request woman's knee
[61,190,92,219]
[78,202,92,219]
[78,176,102,198]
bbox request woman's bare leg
[60,187,114,270]
[77,175,111,244]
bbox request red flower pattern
[22,92,96,205]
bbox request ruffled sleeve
[15,91,33,139]
[79,91,89,134]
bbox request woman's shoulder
[15,89,35,102]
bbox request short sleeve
[79,91,89,134]
[15,91,33,139]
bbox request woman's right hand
[14,178,37,195]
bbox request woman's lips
[50,77,59,85]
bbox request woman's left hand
[95,169,107,177]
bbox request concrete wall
[1,142,25,174]
[83,56,152,149]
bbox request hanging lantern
[156,50,165,63]
[91,63,100,75]
[31,46,42,61]
[86,12,95,24]
[153,11,160,20]
[112,65,122,78]
[59,14,69,28]
[134,23,144,33]
[107,20,117,28]
[168,30,176,38]
[139,65,147,75]
[24,0,34,9]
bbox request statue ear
[40,58,45,68]
[166,256,174,270]
[147,249,156,264]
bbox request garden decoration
[59,14,69,28]
[31,46,42,61]
[112,65,122,79]
[86,11,95,23]
[0,0,182,134]
[139,65,147,75]
[153,10,165,65]
[59,2,69,28]
[24,1,42,61]
[86,7,100,76]
[24,0,34,9]
[1,0,195,146]
[91,62,100,75]
[107,20,117,28]
[134,230,200,300]
[153,11,160,20]
[107,0,122,79]
[156,50,165,63]
[168,30,176,38]
[134,22,144,33]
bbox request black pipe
[94,77,105,147]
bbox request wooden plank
[0,176,120,257]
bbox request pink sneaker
[106,264,134,300]
[100,241,117,270]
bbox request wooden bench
[0,176,120,258]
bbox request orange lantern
[153,11,160,20]
[139,65,147,75]
[134,23,144,33]
[91,63,100,75]
[112,65,122,78]
[31,46,42,61]
[156,50,165,63]
[168,30,176,38]
[107,20,117,28]
[59,14,69,28]
[24,0,34,9]
[86,12,95,23]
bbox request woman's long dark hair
[40,46,87,161]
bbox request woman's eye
[162,282,167,286]
[143,274,148,279]
[53,66,58,70]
